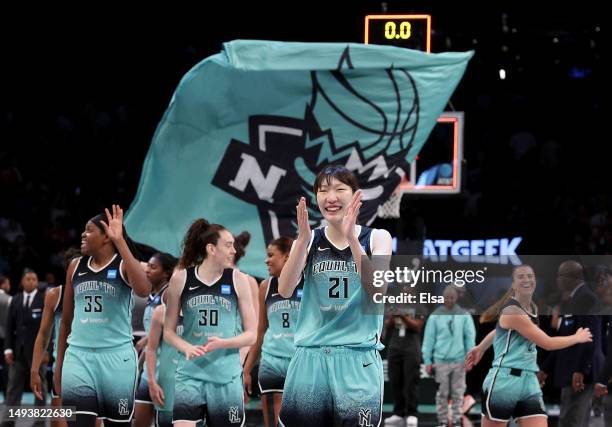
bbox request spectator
[540,260,604,427]
[0,274,11,333]
[422,286,476,427]
[1,269,47,427]
[383,286,426,427]
[0,274,12,397]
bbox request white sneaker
[384,415,405,425]
[462,394,476,415]
[406,415,418,427]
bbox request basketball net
[377,185,402,219]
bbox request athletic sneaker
[406,415,418,427]
[462,394,476,414]
[384,415,405,426]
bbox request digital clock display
[364,15,431,52]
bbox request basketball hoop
[377,186,402,219]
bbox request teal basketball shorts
[482,367,547,422]
[279,346,383,427]
[173,373,244,426]
[61,343,138,422]
[258,352,291,394]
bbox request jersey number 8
[281,312,290,328]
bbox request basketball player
[164,219,256,427]
[243,236,299,427]
[231,231,260,366]
[277,165,393,427]
[30,248,80,427]
[466,265,592,427]
[54,205,152,427]
[145,296,183,427]
[134,253,177,427]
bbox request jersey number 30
[199,309,219,326]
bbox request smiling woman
[467,265,593,427]
[54,205,152,427]
[276,164,393,427]
[162,218,256,427]
[242,236,298,427]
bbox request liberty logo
[228,406,241,423]
[212,46,418,244]
[118,399,129,416]
[358,409,373,427]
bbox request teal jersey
[52,285,64,364]
[294,226,383,348]
[156,316,184,411]
[492,298,539,372]
[177,267,241,384]
[68,255,134,348]
[141,284,168,381]
[262,277,302,358]
[143,284,168,335]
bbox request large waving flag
[126,40,473,277]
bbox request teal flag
[126,40,473,277]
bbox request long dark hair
[233,231,251,265]
[270,236,293,255]
[179,219,226,269]
[151,252,178,281]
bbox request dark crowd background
[0,2,606,285]
[0,0,607,414]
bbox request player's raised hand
[296,197,311,242]
[100,204,124,243]
[342,190,362,241]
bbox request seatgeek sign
[391,237,523,265]
[424,237,522,264]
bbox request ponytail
[480,264,535,323]
[233,231,251,265]
[480,288,514,323]
[179,219,226,269]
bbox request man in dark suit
[0,274,12,398]
[594,317,612,424]
[1,269,47,427]
[594,270,612,426]
[540,260,603,427]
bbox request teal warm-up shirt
[421,304,475,365]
